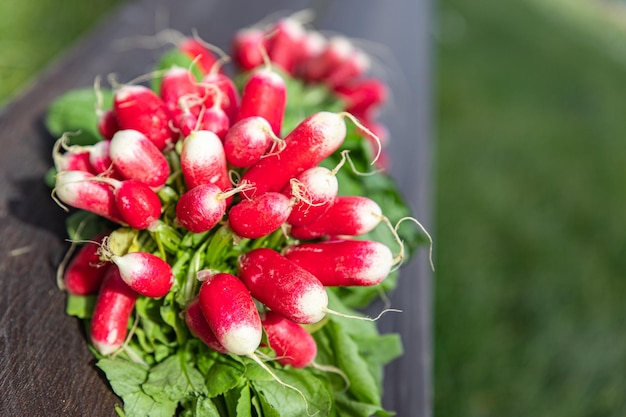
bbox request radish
[178,37,219,75]
[333,78,388,116]
[199,72,240,123]
[262,311,317,368]
[324,49,371,89]
[223,116,283,168]
[227,192,293,239]
[52,135,96,174]
[231,28,267,72]
[197,104,230,140]
[90,265,138,355]
[294,30,326,78]
[63,232,110,295]
[238,248,328,324]
[284,166,339,227]
[290,195,382,240]
[96,178,162,230]
[234,67,286,136]
[160,66,202,122]
[265,17,306,75]
[53,170,124,224]
[87,139,116,176]
[284,239,394,286]
[301,36,354,83]
[175,183,236,233]
[240,111,347,198]
[198,272,262,356]
[113,85,175,151]
[109,129,170,189]
[98,244,174,298]
[97,109,120,141]
[180,130,230,191]
[184,298,228,354]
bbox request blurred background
[2,0,626,415]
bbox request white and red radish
[160,66,203,122]
[234,67,287,136]
[54,150,94,174]
[53,170,124,224]
[197,105,230,140]
[100,248,174,298]
[290,195,382,240]
[293,30,326,78]
[175,183,229,233]
[184,298,228,354]
[63,232,110,295]
[262,311,317,369]
[113,85,175,151]
[109,129,170,189]
[227,192,293,239]
[90,265,139,356]
[177,37,219,75]
[241,111,347,198]
[324,49,371,89]
[284,239,394,286]
[198,272,263,356]
[180,130,230,191]
[265,17,306,75]
[333,78,388,117]
[231,28,267,72]
[301,36,354,83]
[97,109,120,141]
[284,166,339,227]
[199,72,240,123]
[238,248,328,324]
[87,139,118,176]
[98,178,162,230]
[223,116,283,168]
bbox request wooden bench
[0,0,432,415]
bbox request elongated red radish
[290,195,382,240]
[63,232,110,295]
[87,139,115,175]
[199,72,240,122]
[160,66,202,121]
[97,109,120,141]
[238,248,328,324]
[53,170,123,224]
[265,17,306,75]
[113,85,175,151]
[180,130,230,191]
[198,272,262,356]
[301,36,354,83]
[228,192,293,239]
[102,249,174,298]
[178,37,219,75]
[175,183,228,233]
[284,166,339,227]
[234,67,286,136]
[294,30,326,77]
[241,111,346,198]
[324,49,371,89]
[184,298,228,354]
[90,265,138,355]
[284,239,393,286]
[223,116,281,168]
[197,105,230,140]
[232,28,267,71]
[109,129,170,189]
[262,311,317,368]
[98,178,162,230]
[54,150,94,174]
[333,78,388,116]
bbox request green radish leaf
[142,354,205,402]
[235,384,253,417]
[333,391,396,417]
[45,88,112,145]
[65,210,111,242]
[65,294,96,318]
[205,359,246,398]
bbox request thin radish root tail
[332,149,381,177]
[218,180,256,201]
[93,75,105,116]
[289,179,328,209]
[396,216,435,272]
[339,112,382,166]
[110,28,186,52]
[247,353,318,417]
[376,213,434,273]
[323,307,402,322]
[311,362,351,392]
[191,27,230,60]
[261,127,286,158]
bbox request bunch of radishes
[49,13,424,416]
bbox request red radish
[88,140,114,175]
[102,249,174,298]
[228,192,293,239]
[290,195,382,240]
[197,105,230,140]
[262,311,317,368]
[63,232,110,295]
[231,28,267,71]
[223,116,282,168]
[198,272,262,356]
[333,78,388,116]
[99,178,162,230]
[294,30,326,77]
[113,85,175,151]
[97,109,120,141]
[109,129,170,189]
[241,111,347,198]
[324,49,371,89]
[238,248,328,324]
[178,37,219,75]
[54,150,94,174]
[175,183,228,233]
[234,67,286,136]
[284,239,394,286]
[53,170,123,224]
[301,36,354,83]
[160,66,202,121]
[90,265,138,355]
[199,72,240,122]
[284,166,339,227]
[266,17,306,75]
[184,298,228,353]
[180,130,230,191]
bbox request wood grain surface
[0,0,432,415]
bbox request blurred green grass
[0,0,124,107]
[436,0,626,415]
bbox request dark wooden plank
[0,0,432,415]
